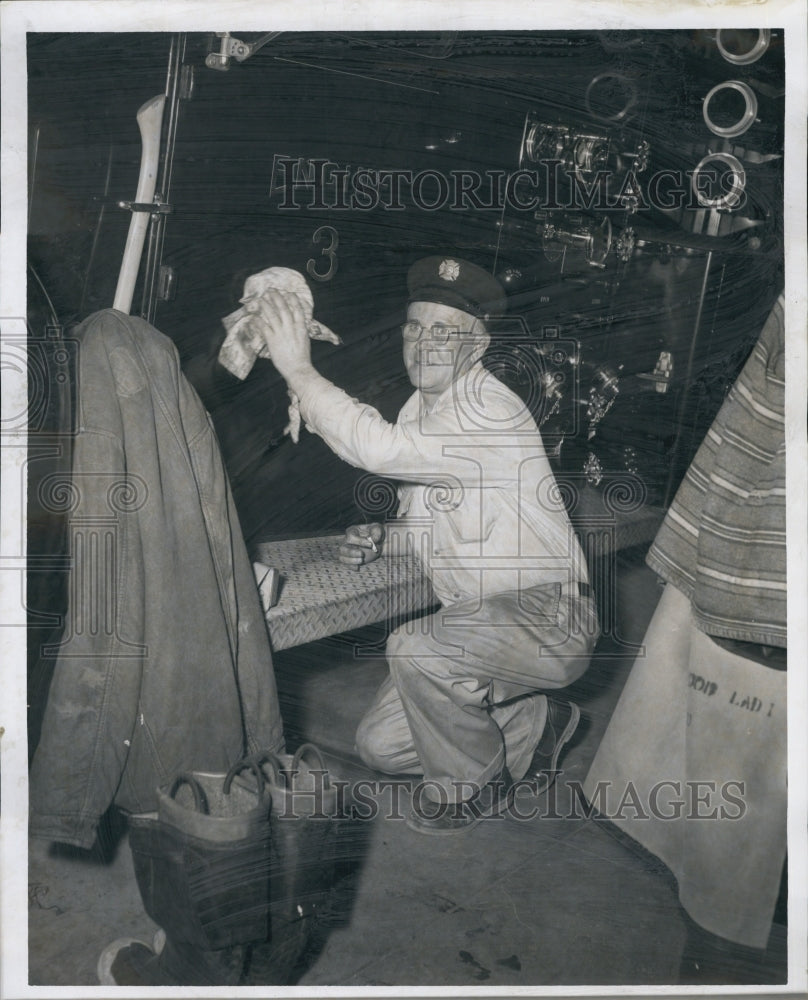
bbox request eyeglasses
[400,321,470,344]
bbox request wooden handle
[113,93,165,314]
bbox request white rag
[218,267,341,441]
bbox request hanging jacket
[29,309,285,849]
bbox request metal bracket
[205,32,283,70]
[118,194,172,216]
[637,351,674,393]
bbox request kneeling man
[252,256,599,833]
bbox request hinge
[179,63,195,101]
[158,265,177,302]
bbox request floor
[27,552,788,990]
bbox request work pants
[356,582,599,802]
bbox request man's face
[402,301,487,397]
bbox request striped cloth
[646,293,786,648]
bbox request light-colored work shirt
[295,361,589,606]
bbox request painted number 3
[307,225,339,282]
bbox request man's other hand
[339,523,386,567]
[246,288,313,380]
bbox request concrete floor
[27,553,788,989]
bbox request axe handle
[113,93,166,314]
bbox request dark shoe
[406,775,514,836]
[98,937,161,986]
[97,932,246,986]
[524,698,580,794]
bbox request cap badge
[438,259,460,282]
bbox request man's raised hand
[245,288,313,380]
